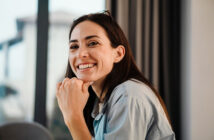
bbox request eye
[70,45,79,50]
[88,41,99,47]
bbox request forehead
[70,20,108,40]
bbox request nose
[78,46,89,58]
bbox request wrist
[65,111,84,127]
[64,111,92,140]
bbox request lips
[77,63,96,70]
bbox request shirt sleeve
[103,95,151,140]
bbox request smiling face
[69,21,121,87]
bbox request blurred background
[0,0,213,140]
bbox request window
[0,0,105,139]
[0,0,38,124]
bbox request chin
[77,76,95,82]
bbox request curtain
[106,0,181,139]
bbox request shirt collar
[91,98,108,119]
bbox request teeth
[79,64,94,70]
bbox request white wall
[182,0,214,140]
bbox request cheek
[100,55,115,70]
[98,49,114,64]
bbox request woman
[56,11,175,140]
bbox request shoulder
[105,79,175,138]
[106,79,167,121]
[108,79,160,109]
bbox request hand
[56,77,91,124]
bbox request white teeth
[78,64,94,70]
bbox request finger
[70,77,83,87]
[61,77,70,88]
[56,82,62,97]
[56,82,62,91]
[70,77,78,82]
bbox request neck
[91,78,107,102]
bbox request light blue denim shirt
[91,79,175,140]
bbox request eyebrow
[69,35,100,43]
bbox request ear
[113,45,125,63]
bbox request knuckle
[62,78,69,83]
[70,77,77,83]
[57,82,62,88]
[70,77,83,87]
[64,77,70,81]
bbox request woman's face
[69,21,118,85]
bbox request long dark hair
[66,11,171,136]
